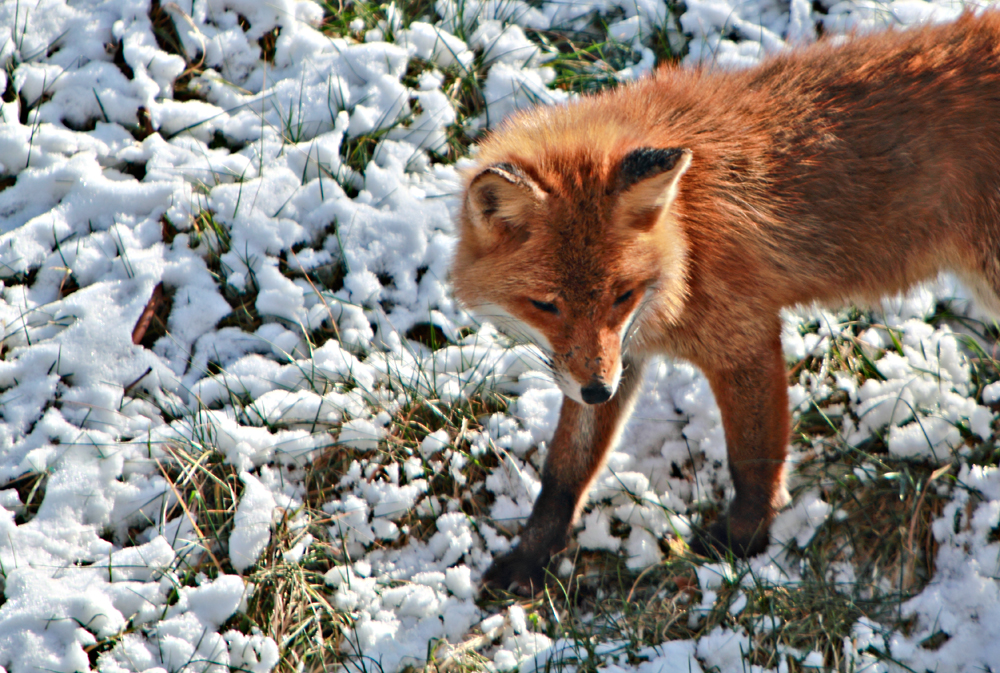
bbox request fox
[450,10,1000,594]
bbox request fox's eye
[614,290,634,307]
[531,300,559,314]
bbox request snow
[696,628,752,671]
[1,0,1000,671]
[770,490,834,549]
[229,472,277,572]
[630,641,704,673]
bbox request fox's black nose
[581,382,613,405]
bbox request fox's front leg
[691,328,791,557]
[482,357,646,595]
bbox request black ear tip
[622,146,683,173]
[618,147,690,191]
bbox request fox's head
[451,142,692,405]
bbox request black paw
[480,549,551,597]
[689,517,769,559]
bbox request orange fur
[452,11,1000,594]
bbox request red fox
[451,11,1000,594]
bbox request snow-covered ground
[1,0,999,671]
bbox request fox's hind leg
[689,326,791,558]
[481,356,647,596]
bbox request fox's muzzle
[580,381,614,404]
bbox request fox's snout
[580,380,614,404]
[557,336,624,405]
[558,368,620,406]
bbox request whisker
[492,320,555,356]
[622,294,655,352]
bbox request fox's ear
[615,148,692,229]
[465,163,546,246]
